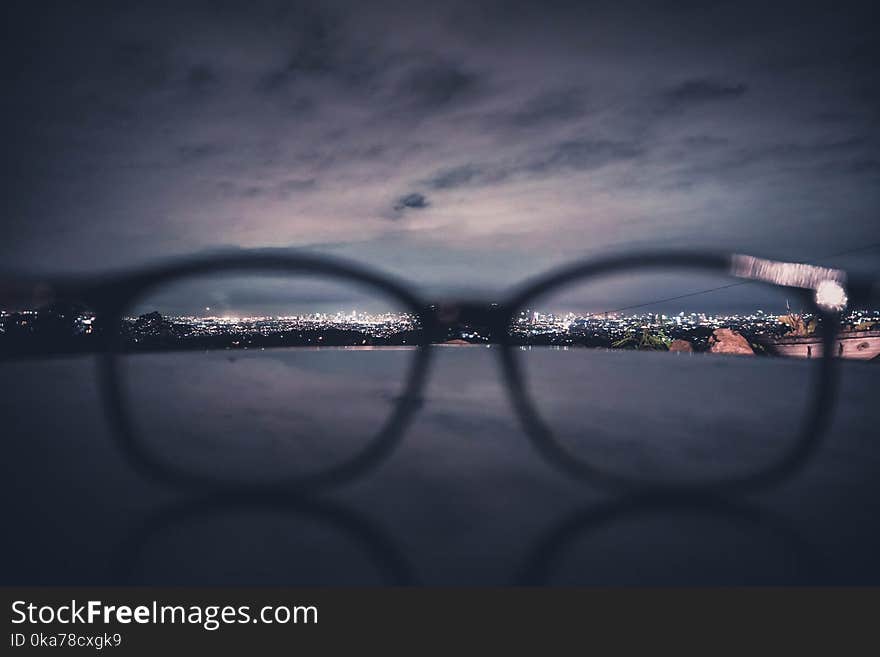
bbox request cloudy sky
[3,0,878,293]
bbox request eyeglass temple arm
[729,254,876,310]
[729,254,845,288]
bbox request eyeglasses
[1,250,876,492]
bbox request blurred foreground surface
[0,347,878,585]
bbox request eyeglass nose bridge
[423,301,510,343]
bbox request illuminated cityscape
[514,307,880,356]
[122,310,422,348]
[133,310,420,339]
[1,303,877,357]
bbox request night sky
[3,0,878,293]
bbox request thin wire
[605,282,745,314]
[601,242,880,315]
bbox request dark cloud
[425,165,482,190]
[1,0,878,282]
[258,7,340,92]
[419,138,643,194]
[277,178,317,196]
[396,62,479,109]
[423,162,517,190]
[525,139,644,174]
[282,10,337,75]
[110,41,172,91]
[177,143,228,162]
[218,178,318,200]
[663,79,748,106]
[186,65,218,93]
[505,89,586,128]
[394,193,429,211]
[254,6,383,97]
[422,137,642,195]
[646,134,879,192]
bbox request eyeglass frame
[2,249,874,493]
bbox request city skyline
[3,298,876,339]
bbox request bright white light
[815,280,848,311]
